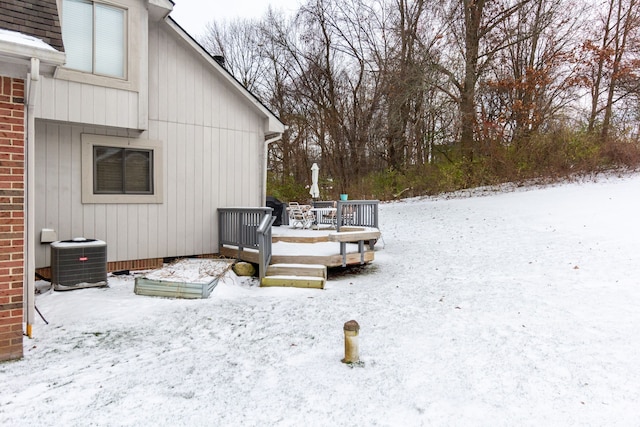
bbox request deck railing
[312,201,335,209]
[313,200,379,231]
[218,207,273,255]
[257,214,276,280]
[218,201,378,275]
[218,207,275,279]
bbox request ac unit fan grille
[51,240,107,289]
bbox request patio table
[310,207,337,228]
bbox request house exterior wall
[33,20,268,268]
[36,76,141,130]
[0,76,25,362]
[147,21,266,205]
[35,0,147,130]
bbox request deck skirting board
[219,246,374,268]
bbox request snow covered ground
[2,173,639,426]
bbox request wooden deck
[219,225,380,268]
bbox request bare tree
[579,0,640,141]
[200,18,268,95]
[200,0,640,197]
[481,0,583,144]
[601,0,640,141]
[434,0,533,160]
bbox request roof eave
[0,39,65,78]
[0,39,65,65]
[148,0,174,21]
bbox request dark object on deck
[266,196,285,226]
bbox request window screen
[62,0,125,78]
[95,4,125,77]
[62,0,93,73]
[94,146,152,194]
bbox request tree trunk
[601,0,637,142]
[587,0,614,132]
[460,0,485,161]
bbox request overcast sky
[170,0,301,37]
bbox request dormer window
[61,0,126,78]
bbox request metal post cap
[343,320,360,332]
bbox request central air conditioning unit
[50,238,108,291]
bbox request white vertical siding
[36,76,140,130]
[149,119,165,257]
[34,19,269,268]
[54,79,69,122]
[148,26,160,122]
[165,121,178,257]
[202,73,212,128]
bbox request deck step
[266,263,327,279]
[261,275,325,289]
[327,230,381,242]
[262,264,327,289]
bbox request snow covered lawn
[1,173,639,426]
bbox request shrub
[268,130,640,202]
[600,138,640,168]
[266,173,309,203]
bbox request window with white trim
[62,0,126,78]
[82,135,163,204]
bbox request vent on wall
[50,239,107,291]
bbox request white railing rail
[257,214,276,280]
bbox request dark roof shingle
[0,0,64,51]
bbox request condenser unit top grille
[51,238,107,249]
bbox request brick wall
[0,76,25,362]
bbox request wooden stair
[261,263,327,289]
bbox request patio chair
[321,201,338,227]
[288,202,315,229]
[317,201,356,228]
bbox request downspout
[264,133,283,145]
[24,57,39,338]
[262,132,283,206]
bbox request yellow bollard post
[342,320,360,364]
